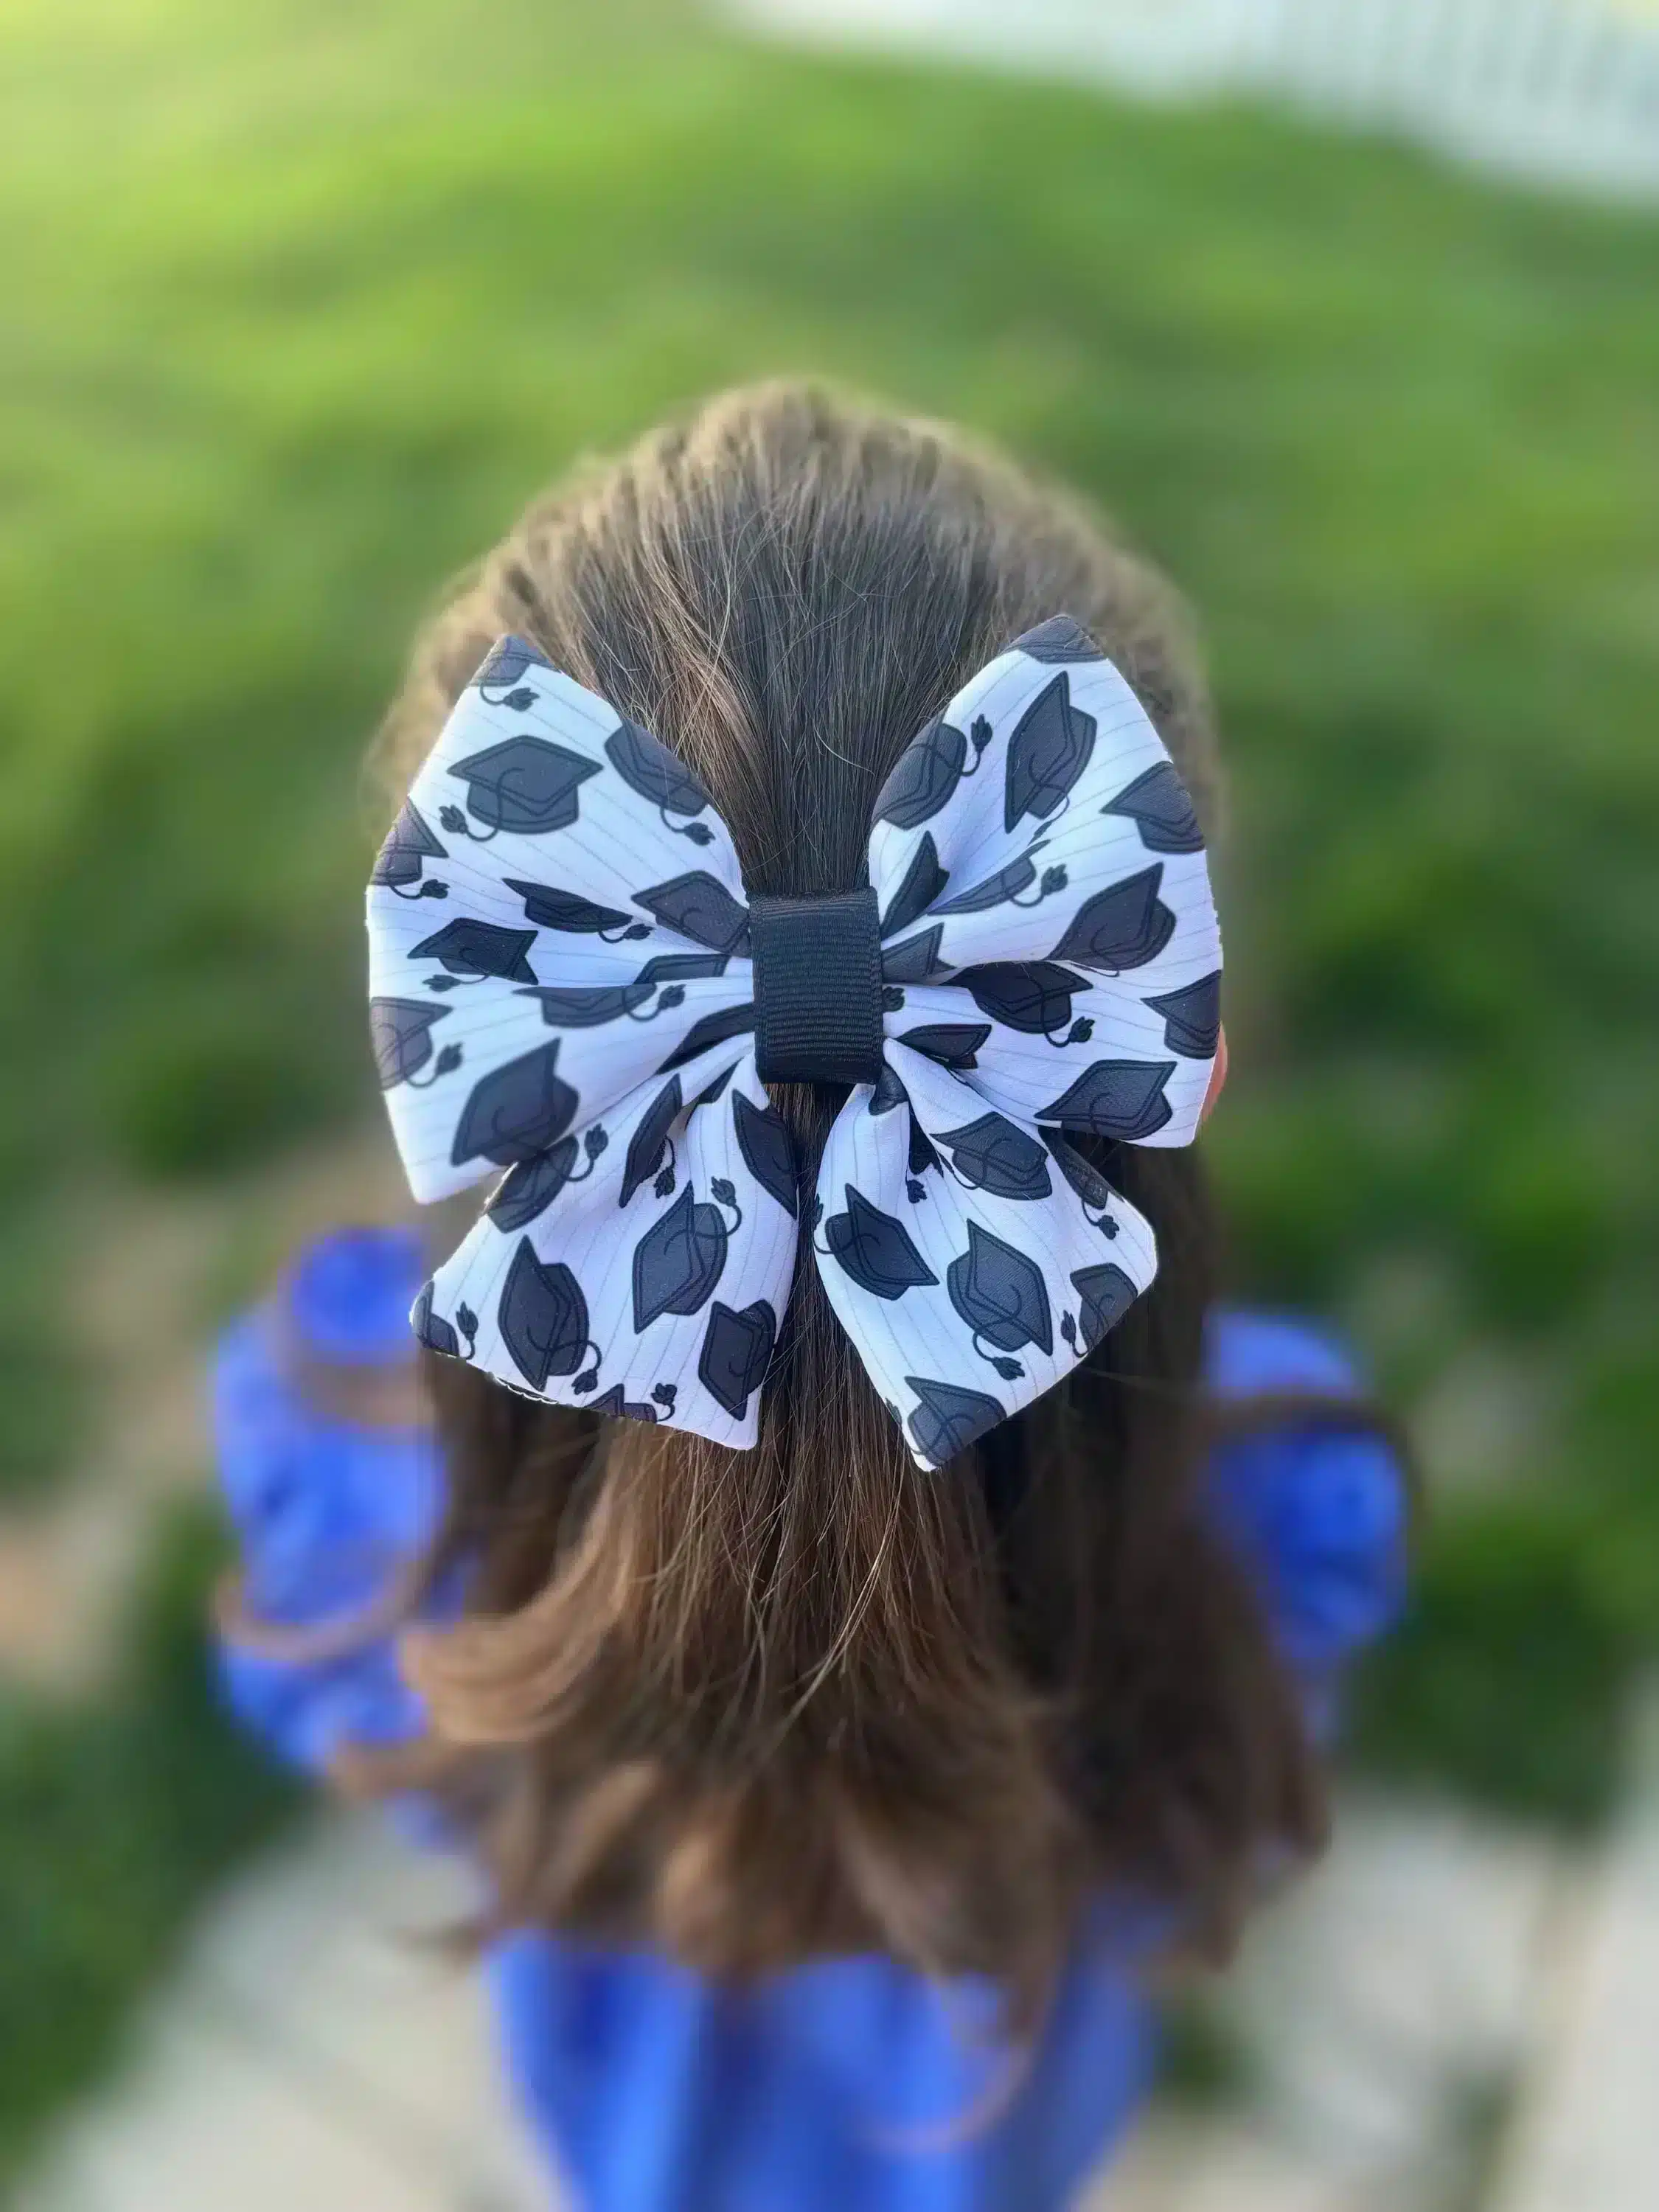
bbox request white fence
[723,0,1659,199]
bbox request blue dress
[215,1229,1407,2212]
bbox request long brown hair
[361,383,1326,2022]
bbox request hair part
[358,382,1323,2025]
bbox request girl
[217,383,1408,2211]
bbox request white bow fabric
[367,616,1221,1470]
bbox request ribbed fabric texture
[750,887,885,1085]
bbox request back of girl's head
[372,383,1319,2019]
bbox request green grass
[0,1503,301,2193]
[1,0,1657,1808]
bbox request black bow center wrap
[749,887,885,1087]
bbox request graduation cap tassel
[371,619,1220,1467]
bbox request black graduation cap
[879,834,951,939]
[946,1222,1053,1356]
[586,1383,663,1422]
[369,997,452,1090]
[605,720,714,820]
[503,878,643,937]
[874,718,969,832]
[881,925,952,986]
[371,801,448,892]
[823,1186,938,1301]
[411,919,538,983]
[869,1064,908,1116]
[698,1298,778,1418]
[733,1091,799,1218]
[486,1136,582,1231]
[1048,866,1175,973]
[1144,970,1221,1059]
[932,850,1044,917]
[903,1376,1005,1466]
[933,1113,1053,1201]
[474,636,554,691]
[1004,675,1096,834]
[521,983,658,1028]
[633,952,730,990]
[497,1239,592,1390]
[448,737,600,836]
[1069,1262,1139,1352]
[956,961,1089,1038]
[1012,615,1105,665]
[1042,1130,1116,1217]
[631,1184,731,1332]
[655,1004,756,1075]
[450,1042,579,1168]
[620,1077,683,1206]
[411,1283,461,1359]
[1101,762,1203,855]
[1038,1058,1174,1142]
[895,1021,991,1070]
[634,871,751,954]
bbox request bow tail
[418,1040,797,1448]
[813,1042,1159,1470]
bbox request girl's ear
[1200,1025,1229,1127]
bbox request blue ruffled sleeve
[1201,1308,1409,1735]
[212,1227,446,1786]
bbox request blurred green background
[1,0,1657,2177]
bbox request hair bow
[368,615,1221,1469]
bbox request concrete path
[21,1779,1641,2212]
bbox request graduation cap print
[895,1021,992,1070]
[369,997,453,1090]
[632,1183,733,1332]
[371,801,448,897]
[881,925,951,986]
[620,1076,683,1206]
[1068,1262,1140,1352]
[448,737,600,837]
[487,1136,583,1231]
[371,621,1222,1464]
[904,1377,1005,1467]
[822,1186,939,1301]
[521,983,659,1028]
[1012,615,1105,665]
[1004,674,1097,835]
[869,1064,908,1115]
[1144,970,1221,1059]
[698,1299,778,1419]
[473,636,554,693]
[634,871,751,954]
[1041,1131,1119,1228]
[1101,762,1203,855]
[411,919,538,984]
[411,1283,462,1360]
[503,878,647,940]
[878,835,950,939]
[733,1090,799,1217]
[874,719,971,831]
[933,1113,1052,1201]
[605,720,717,838]
[1038,1059,1175,1141]
[931,847,1067,917]
[633,952,730,990]
[947,1222,1054,1366]
[451,1042,579,1168]
[498,1239,594,1390]
[655,1003,756,1074]
[955,961,1091,1041]
[1048,866,1175,972]
[587,1384,663,1422]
